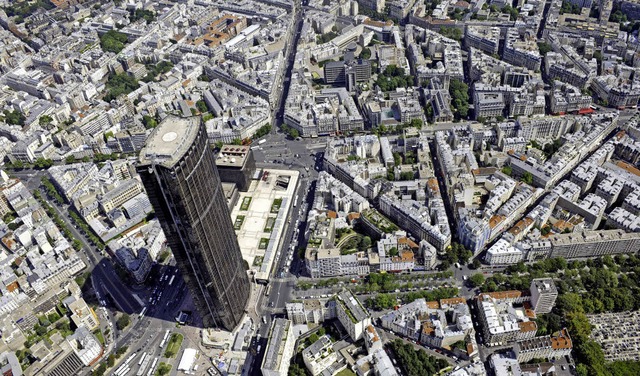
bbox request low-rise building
[261,319,295,376]
[476,291,537,347]
[514,328,573,363]
[303,336,337,376]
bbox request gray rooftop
[532,278,557,294]
[138,115,201,168]
[216,145,251,168]
[338,290,370,322]
[262,318,291,371]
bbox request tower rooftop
[138,115,201,168]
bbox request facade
[303,336,337,376]
[137,115,250,331]
[215,145,257,192]
[514,328,573,363]
[530,278,558,314]
[548,229,640,259]
[324,60,372,86]
[465,26,500,56]
[474,92,505,119]
[476,292,537,347]
[336,290,372,341]
[261,319,295,376]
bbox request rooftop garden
[271,198,283,214]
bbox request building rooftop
[532,278,558,294]
[216,145,251,168]
[262,318,291,371]
[138,115,201,168]
[337,290,370,323]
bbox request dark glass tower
[137,115,250,330]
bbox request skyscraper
[137,115,250,330]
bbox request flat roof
[262,318,291,371]
[216,145,251,168]
[178,348,198,371]
[138,115,201,168]
[338,290,370,322]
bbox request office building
[137,115,250,331]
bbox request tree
[521,171,533,185]
[34,158,53,169]
[368,293,396,310]
[471,259,482,269]
[469,273,485,287]
[100,30,129,53]
[288,127,300,139]
[39,115,53,125]
[389,339,449,375]
[253,124,272,139]
[158,251,170,263]
[107,354,115,367]
[360,47,371,60]
[537,42,552,56]
[142,115,157,129]
[449,79,469,120]
[3,109,25,125]
[92,363,107,376]
[308,333,320,344]
[438,27,462,41]
[289,364,307,376]
[104,73,139,102]
[501,166,512,176]
[400,171,415,180]
[410,118,423,128]
[359,236,372,252]
[131,9,156,23]
[593,50,603,63]
[196,100,208,113]
[156,363,172,376]
[115,346,128,357]
[116,314,130,330]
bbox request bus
[293,196,298,208]
[139,307,147,318]
[124,353,137,366]
[138,353,147,366]
[146,358,159,376]
[159,330,171,348]
[168,275,175,286]
[258,139,267,145]
[264,284,271,296]
[137,356,151,376]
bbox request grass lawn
[339,234,363,255]
[234,215,245,230]
[270,198,283,213]
[336,369,356,376]
[164,333,183,358]
[155,362,172,375]
[264,217,276,233]
[240,197,252,211]
[93,329,105,345]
